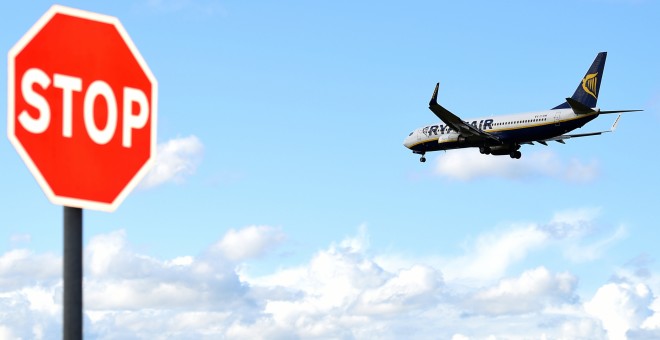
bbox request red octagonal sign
[7,5,157,212]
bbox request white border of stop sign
[7,5,158,212]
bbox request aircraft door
[554,112,561,126]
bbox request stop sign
[7,5,157,212]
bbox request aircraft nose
[403,134,413,149]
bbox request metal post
[63,206,83,340]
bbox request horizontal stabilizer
[598,109,643,114]
[566,98,595,115]
[565,97,642,115]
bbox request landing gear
[479,146,491,155]
[413,150,427,163]
[509,151,522,159]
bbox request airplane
[403,52,641,162]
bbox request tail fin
[553,52,607,109]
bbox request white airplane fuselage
[403,109,599,155]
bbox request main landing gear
[509,151,522,159]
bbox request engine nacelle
[438,133,466,144]
[489,144,520,156]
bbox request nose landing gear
[413,151,426,162]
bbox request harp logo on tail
[582,72,598,99]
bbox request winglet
[429,83,440,107]
[611,114,621,132]
[565,97,595,115]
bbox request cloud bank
[0,210,657,339]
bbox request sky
[1,0,659,339]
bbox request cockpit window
[408,132,413,136]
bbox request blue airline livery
[403,52,641,162]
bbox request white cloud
[240,230,444,339]
[0,326,16,340]
[564,225,627,263]
[434,149,599,182]
[213,225,286,262]
[140,135,203,189]
[355,264,440,315]
[0,251,62,340]
[585,282,653,340]
[364,208,622,295]
[0,249,60,289]
[83,229,251,312]
[538,208,628,263]
[441,224,548,282]
[0,214,643,339]
[541,208,601,239]
[451,334,470,340]
[469,266,577,315]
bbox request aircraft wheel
[420,156,426,163]
[510,151,521,159]
[480,146,491,155]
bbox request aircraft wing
[535,114,621,145]
[428,83,500,142]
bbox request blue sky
[1,0,659,339]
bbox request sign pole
[63,206,83,340]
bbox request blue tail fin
[553,52,607,109]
